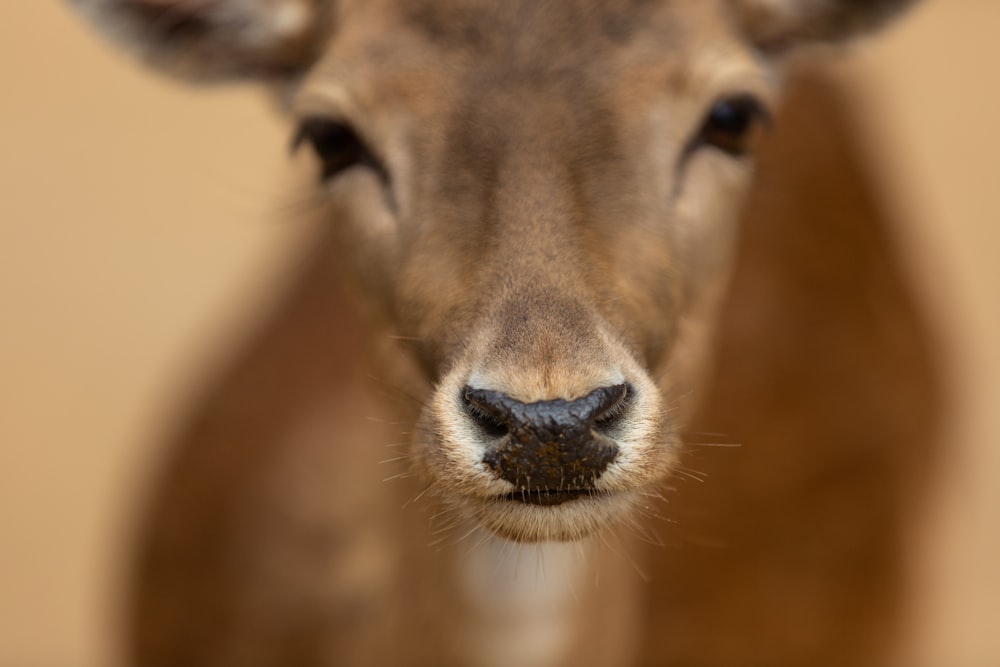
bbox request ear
[68,0,335,82]
[729,0,920,51]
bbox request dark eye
[696,95,769,157]
[293,118,374,182]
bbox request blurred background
[1,1,997,666]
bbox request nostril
[592,384,632,434]
[462,389,510,438]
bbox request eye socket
[293,118,376,182]
[695,95,770,157]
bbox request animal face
[70,0,919,541]
[294,0,774,541]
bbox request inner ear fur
[69,0,335,82]
[731,0,920,51]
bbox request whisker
[452,523,481,547]
[366,415,418,425]
[681,431,735,439]
[469,529,496,554]
[427,511,464,546]
[535,544,547,592]
[402,481,438,510]
[364,373,426,410]
[489,532,518,580]
[672,462,710,481]
[624,515,666,547]
[598,530,650,583]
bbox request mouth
[499,489,594,506]
[470,487,634,542]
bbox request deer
[69,1,942,666]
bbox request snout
[463,384,630,505]
[416,306,674,541]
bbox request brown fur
[65,0,939,665]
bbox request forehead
[392,0,691,63]
[297,0,765,119]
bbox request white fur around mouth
[460,489,638,542]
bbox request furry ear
[68,0,335,82]
[729,0,920,51]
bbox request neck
[453,532,589,667]
[437,521,644,667]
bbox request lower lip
[499,490,591,506]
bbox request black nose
[463,384,629,500]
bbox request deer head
[70,0,918,542]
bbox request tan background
[1,2,997,665]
